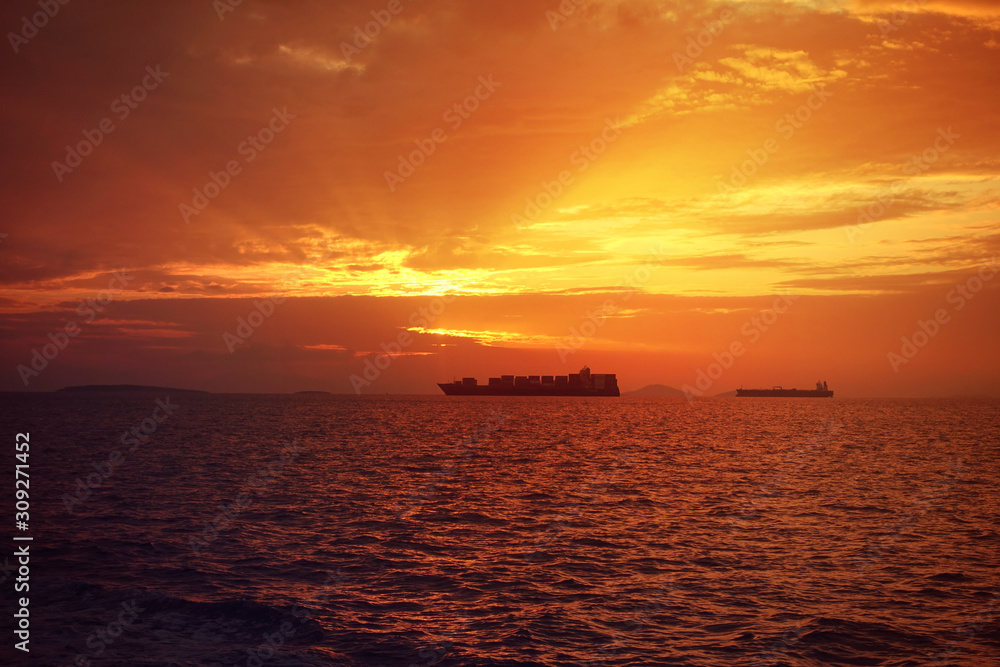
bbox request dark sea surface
[2,393,999,666]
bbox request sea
[2,393,999,666]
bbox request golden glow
[2,0,998,395]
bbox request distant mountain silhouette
[293,390,332,395]
[624,384,686,397]
[57,384,208,393]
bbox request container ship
[438,366,620,396]
[736,381,833,398]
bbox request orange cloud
[1,0,997,395]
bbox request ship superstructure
[736,381,833,397]
[438,366,620,396]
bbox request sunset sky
[1,0,998,396]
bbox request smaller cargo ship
[438,366,620,396]
[736,381,833,398]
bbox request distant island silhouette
[57,384,209,394]
[55,385,343,395]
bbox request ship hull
[736,389,833,397]
[439,383,620,397]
